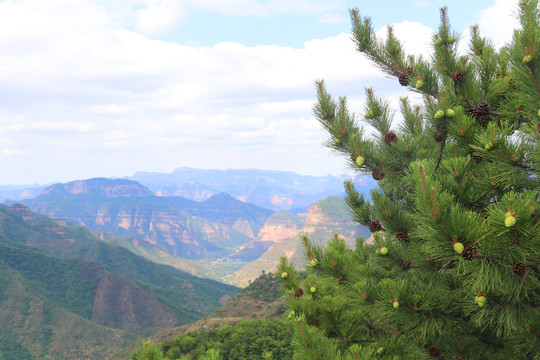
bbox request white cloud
[2,149,23,156]
[317,13,348,24]
[0,0,520,184]
[476,0,520,48]
[135,0,186,35]
[375,21,435,59]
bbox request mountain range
[128,167,375,210]
[0,204,238,359]
[1,168,376,212]
[14,177,371,286]
[0,169,375,358]
[17,178,273,260]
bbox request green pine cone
[453,242,464,254]
[505,216,516,227]
[434,110,444,119]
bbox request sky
[0,0,522,185]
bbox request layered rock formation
[19,178,273,260]
[227,196,370,286]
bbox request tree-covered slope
[0,203,239,358]
[116,272,290,360]
[0,258,139,360]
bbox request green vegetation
[0,333,34,360]
[0,242,99,319]
[131,319,293,360]
[0,205,238,326]
[0,262,138,359]
[0,204,239,358]
[240,271,283,302]
[279,1,539,359]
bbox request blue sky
[0,0,520,185]
[160,0,497,47]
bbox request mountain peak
[41,178,154,198]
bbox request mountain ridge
[16,178,273,260]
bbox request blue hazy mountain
[128,167,375,210]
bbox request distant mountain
[40,177,154,198]
[17,178,273,260]
[0,184,45,202]
[228,196,371,286]
[0,204,238,359]
[128,167,375,210]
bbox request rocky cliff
[18,178,273,260]
[227,196,370,286]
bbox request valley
[0,168,374,359]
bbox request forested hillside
[0,204,238,359]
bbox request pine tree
[278,1,539,359]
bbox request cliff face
[227,197,370,286]
[257,210,303,243]
[220,211,303,262]
[20,178,272,260]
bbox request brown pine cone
[295,288,304,298]
[398,74,409,86]
[384,132,398,145]
[469,101,492,126]
[369,220,382,233]
[462,245,478,261]
[453,70,466,83]
[396,231,409,242]
[470,151,483,163]
[427,346,440,357]
[372,172,385,180]
[477,101,491,114]
[512,262,526,275]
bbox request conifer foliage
[279,1,539,359]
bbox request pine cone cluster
[427,346,440,358]
[372,172,385,180]
[295,288,304,298]
[513,262,526,275]
[396,231,409,242]
[384,132,398,145]
[462,245,478,261]
[453,70,466,83]
[369,220,382,233]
